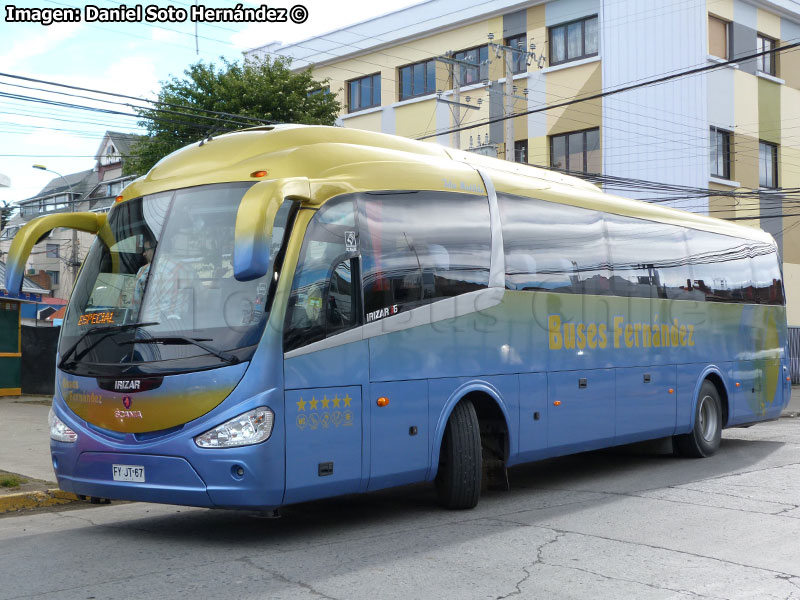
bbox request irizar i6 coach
[6,125,789,510]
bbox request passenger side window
[605,214,698,301]
[751,247,784,305]
[686,229,753,303]
[284,197,360,352]
[359,191,491,321]
[498,193,612,295]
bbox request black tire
[436,400,482,509]
[674,380,723,458]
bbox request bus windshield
[59,182,292,375]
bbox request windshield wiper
[58,322,160,370]
[119,336,240,365]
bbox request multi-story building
[247,0,800,323]
[0,131,141,300]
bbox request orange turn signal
[377,397,389,407]
[115,195,124,203]
[668,389,674,394]
[787,376,792,381]
[250,170,269,178]
[735,382,741,387]
[553,400,561,406]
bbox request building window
[347,73,381,112]
[399,59,436,100]
[759,141,778,188]
[46,243,59,258]
[549,15,598,66]
[708,15,729,59]
[514,139,528,163]
[550,128,600,173]
[46,270,59,285]
[308,86,329,97]
[710,127,732,179]
[452,45,488,86]
[757,34,776,75]
[506,34,527,74]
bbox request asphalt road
[2,415,800,600]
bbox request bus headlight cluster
[194,407,274,448]
[49,408,78,443]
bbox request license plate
[112,464,145,482]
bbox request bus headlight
[194,407,274,448]
[49,408,78,443]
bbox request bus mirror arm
[234,177,311,281]
[4,212,108,295]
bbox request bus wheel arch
[674,371,727,458]
[703,371,729,428]
[431,385,512,508]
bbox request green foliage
[0,474,26,488]
[124,55,341,176]
[0,202,12,231]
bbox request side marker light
[735,382,741,387]
[250,170,269,178]
[553,400,562,406]
[668,389,674,394]
[115,195,124,203]
[377,397,389,407]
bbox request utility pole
[504,46,514,161]
[434,53,482,151]
[452,62,461,150]
[487,35,546,162]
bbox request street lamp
[31,164,79,280]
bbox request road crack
[239,556,341,600]
[495,530,565,599]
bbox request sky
[0,0,423,205]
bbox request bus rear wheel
[436,399,482,509]
[674,380,722,458]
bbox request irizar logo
[115,380,141,391]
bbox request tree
[125,55,341,176]
[0,201,13,231]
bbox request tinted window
[686,229,754,302]
[750,245,783,305]
[284,198,360,351]
[605,214,698,300]
[359,191,491,321]
[498,194,612,295]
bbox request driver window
[284,197,360,352]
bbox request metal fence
[789,327,800,384]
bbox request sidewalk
[0,394,80,513]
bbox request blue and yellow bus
[6,125,790,510]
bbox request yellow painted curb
[0,489,80,513]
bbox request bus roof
[121,125,773,245]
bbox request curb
[0,489,80,514]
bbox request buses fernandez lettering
[548,314,695,351]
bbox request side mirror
[4,212,108,294]
[234,177,310,281]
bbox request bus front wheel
[674,380,722,458]
[436,399,482,509]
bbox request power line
[0,72,274,126]
[416,41,800,140]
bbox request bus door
[282,198,366,504]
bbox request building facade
[247,0,800,323]
[0,131,141,300]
